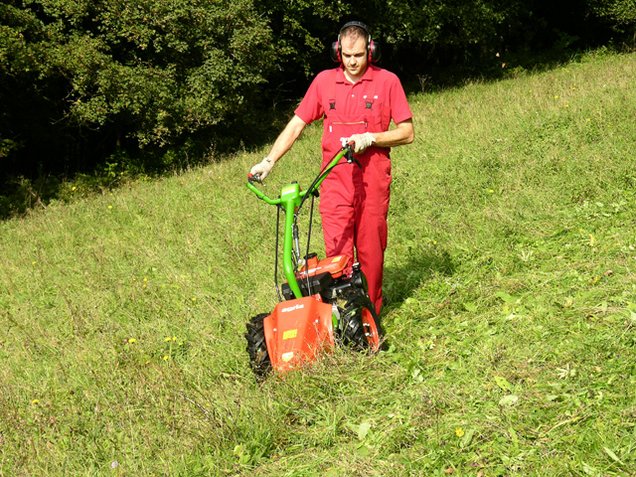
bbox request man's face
[340,34,368,82]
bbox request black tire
[338,294,382,351]
[339,299,368,350]
[245,313,272,379]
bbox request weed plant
[1,50,635,476]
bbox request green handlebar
[246,145,353,299]
[246,145,352,202]
[246,181,280,204]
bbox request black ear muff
[330,40,341,63]
[332,21,380,64]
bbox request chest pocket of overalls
[363,94,386,131]
[327,116,368,144]
[326,92,385,140]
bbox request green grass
[1,49,636,476]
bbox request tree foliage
[589,0,636,35]
[0,0,634,193]
[2,0,276,163]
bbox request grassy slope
[1,50,635,476]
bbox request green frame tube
[246,146,351,299]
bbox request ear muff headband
[330,21,380,64]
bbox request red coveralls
[295,65,412,315]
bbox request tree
[1,0,633,191]
[1,0,277,175]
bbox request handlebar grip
[247,172,262,184]
[344,145,355,164]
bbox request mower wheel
[339,298,381,352]
[245,313,272,378]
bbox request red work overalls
[319,73,392,316]
[296,66,411,315]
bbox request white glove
[249,156,275,181]
[348,132,376,153]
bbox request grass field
[1,49,635,476]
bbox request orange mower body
[260,254,381,373]
[266,255,348,373]
[263,295,335,373]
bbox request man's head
[331,21,380,80]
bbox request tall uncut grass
[1,50,635,476]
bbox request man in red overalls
[250,21,414,316]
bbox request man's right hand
[348,132,376,153]
[249,157,275,181]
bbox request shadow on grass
[400,46,597,96]
[382,248,455,314]
[0,106,290,220]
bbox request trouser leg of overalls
[320,155,391,316]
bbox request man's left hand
[348,132,376,153]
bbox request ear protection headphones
[330,21,380,64]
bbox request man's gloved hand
[348,132,376,153]
[249,156,275,181]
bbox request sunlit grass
[1,50,635,476]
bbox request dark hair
[339,21,371,43]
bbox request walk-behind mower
[245,143,382,378]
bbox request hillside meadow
[1,50,635,476]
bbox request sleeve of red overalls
[389,74,413,125]
[294,71,329,124]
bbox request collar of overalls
[336,64,378,84]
